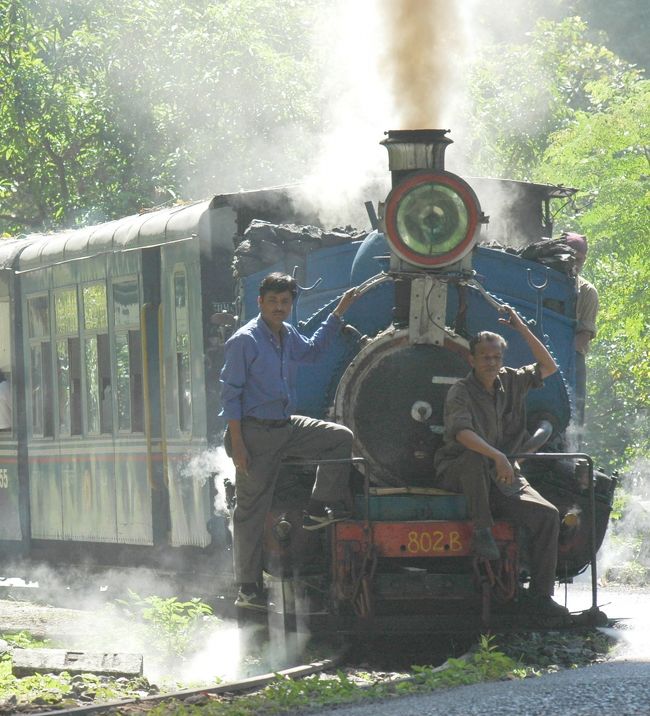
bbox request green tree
[473,1,650,73]
[467,16,649,471]
[0,0,121,229]
[0,0,320,235]
[465,17,641,180]
[537,78,650,469]
[572,0,650,72]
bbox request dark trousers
[436,451,560,596]
[575,351,586,427]
[232,416,353,584]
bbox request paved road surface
[316,660,650,716]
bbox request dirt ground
[0,597,95,640]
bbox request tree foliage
[466,17,642,180]
[472,0,650,73]
[0,0,320,235]
[538,79,650,468]
[572,0,650,72]
[468,16,649,471]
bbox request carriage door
[0,273,22,545]
[160,241,212,547]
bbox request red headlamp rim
[384,170,481,267]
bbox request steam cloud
[298,0,475,227]
[600,458,650,584]
[0,564,295,685]
[180,446,234,516]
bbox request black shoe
[234,588,268,611]
[526,593,570,617]
[471,527,500,560]
[303,505,351,531]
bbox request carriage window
[174,270,191,432]
[56,340,71,435]
[28,295,49,338]
[28,295,53,437]
[55,290,78,334]
[115,334,131,432]
[30,342,54,437]
[113,280,143,433]
[98,333,112,433]
[83,283,108,329]
[0,300,11,376]
[85,337,100,434]
[55,289,81,436]
[113,281,139,327]
[31,345,43,436]
[129,330,143,432]
[83,283,110,435]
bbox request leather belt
[242,417,291,427]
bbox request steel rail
[36,652,348,716]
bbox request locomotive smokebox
[380,129,452,187]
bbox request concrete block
[11,648,143,678]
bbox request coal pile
[233,220,367,278]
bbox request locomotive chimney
[379,128,480,330]
[380,129,452,187]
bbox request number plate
[398,523,472,556]
[334,521,514,559]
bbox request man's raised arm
[498,305,558,379]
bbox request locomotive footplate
[331,520,518,620]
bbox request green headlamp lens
[384,170,481,268]
[395,183,469,258]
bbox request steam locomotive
[0,129,614,631]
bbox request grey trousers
[232,416,353,584]
[575,350,586,427]
[436,451,560,596]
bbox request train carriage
[0,190,323,561]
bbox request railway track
[0,575,620,715]
[34,653,348,716]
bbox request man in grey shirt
[434,305,568,617]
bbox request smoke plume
[378,0,471,129]
[298,0,475,227]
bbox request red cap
[562,232,588,256]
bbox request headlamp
[384,171,482,268]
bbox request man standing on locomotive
[434,304,568,616]
[220,272,359,611]
[562,232,598,428]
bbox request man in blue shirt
[221,272,359,610]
